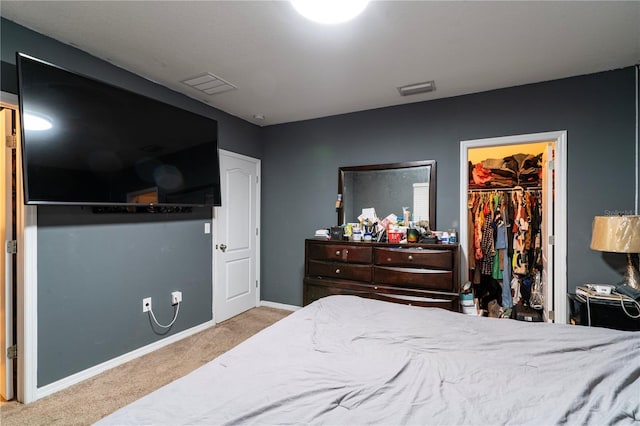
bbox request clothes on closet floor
[468,187,544,316]
[469,153,542,189]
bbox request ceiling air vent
[397,80,436,96]
[181,73,237,95]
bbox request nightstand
[568,293,640,331]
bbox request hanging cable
[618,294,640,319]
[148,302,180,328]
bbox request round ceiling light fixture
[291,0,369,25]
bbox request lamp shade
[590,215,640,253]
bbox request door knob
[220,243,227,252]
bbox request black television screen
[16,53,221,207]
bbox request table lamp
[590,215,640,290]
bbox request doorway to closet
[459,131,567,324]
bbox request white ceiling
[2,1,639,126]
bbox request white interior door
[541,142,555,322]
[214,150,260,323]
[1,107,14,400]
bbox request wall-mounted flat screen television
[16,52,221,207]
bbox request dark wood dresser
[304,239,460,311]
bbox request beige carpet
[0,306,291,426]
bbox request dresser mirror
[338,160,436,229]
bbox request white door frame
[1,101,14,400]
[459,131,567,324]
[212,149,261,322]
[0,91,38,403]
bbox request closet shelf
[468,186,541,193]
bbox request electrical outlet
[171,291,182,305]
[142,297,152,312]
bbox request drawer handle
[335,250,341,256]
[408,255,414,261]
[344,249,349,255]
[335,268,341,274]
[387,257,391,262]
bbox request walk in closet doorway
[459,131,567,323]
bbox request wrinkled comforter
[97,295,640,425]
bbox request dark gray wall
[261,67,638,306]
[37,207,213,385]
[1,18,263,386]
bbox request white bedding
[97,296,640,425]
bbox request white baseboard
[259,300,300,312]
[35,320,215,401]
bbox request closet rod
[468,186,542,193]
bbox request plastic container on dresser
[303,239,460,311]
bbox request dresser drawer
[303,279,369,305]
[304,277,459,310]
[308,243,372,264]
[374,248,452,269]
[370,292,459,310]
[373,266,453,291]
[308,259,372,281]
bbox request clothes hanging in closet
[467,188,543,311]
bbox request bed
[97,295,640,425]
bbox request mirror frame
[338,160,436,229]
